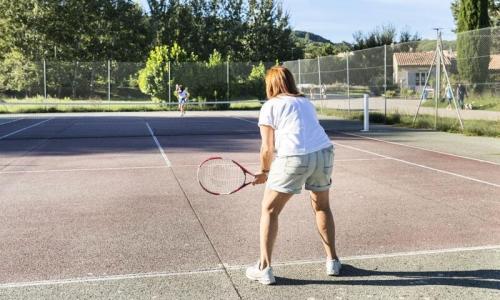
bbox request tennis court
[0,111,499,299]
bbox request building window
[415,72,426,86]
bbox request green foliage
[0,0,150,61]
[452,0,499,27]
[247,62,267,100]
[352,24,420,50]
[0,50,41,96]
[138,43,196,101]
[457,0,491,93]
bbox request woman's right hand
[252,173,268,185]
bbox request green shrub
[0,50,41,96]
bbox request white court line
[0,119,52,140]
[146,122,172,167]
[0,268,224,289]
[1,245,499,289]
[172,158,389,168]
[228,116,257,125]
[339,131,500,166]
[232,115,500,166]
[0,165,169,175]
[0,118,23,126]
[336,142,500,189]
[225,244,500,270]
[228,116,499,188]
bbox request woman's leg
[260,188,293,269]
[310,190,338,260]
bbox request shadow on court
[0,115,429,157]
[275,265,500,290]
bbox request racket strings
[198,159,246,194]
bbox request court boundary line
[171,158,390,168]
[337,131,500,166]
[336,142,500,188]
[0,268,225,289]
[225,244,500,270]
[0,166,169,175]
[1,245,499,289]
[146,122,172,167]
[0,118,23,126]
[0,119,52,140]
[233,115,500,167]
[229,116,499,188]
[0,159,390,175]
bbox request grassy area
[320,108,500,138]
[0,97,262,114]
[421,95,500,111]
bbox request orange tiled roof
[394,51,453,67]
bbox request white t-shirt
[258,95,333,157]
[178,90,188,102]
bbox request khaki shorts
[267,146,334,194]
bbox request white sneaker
[326,259,341,276]
[246,262,276,285]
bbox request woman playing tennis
[246,66,341,285]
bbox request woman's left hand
[252,173,268,185]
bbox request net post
[362,94,370,132]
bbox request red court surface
[0,112,499,299]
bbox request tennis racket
[197,157,255,195]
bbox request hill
[293,30,333,44]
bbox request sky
[138,0,456,42]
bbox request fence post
[384,44,387,120]
[298,59,302,91]
[43,59,47,99]
[226,60,230,101]
[346,52,350,113]
[435,32,441,130]
[168,61,171,104]
[107,60,111,102]
[317,56,323,113]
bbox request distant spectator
[320,84,326,99]
[456,83,467,109]
[445,85,453,109]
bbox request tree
[451,0,499,27]
[0,0,150,61]
[244,0,294,61]
[351,24,420,51]
[138,43,196,101]
[456,0,490,92]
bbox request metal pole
[317,56,323,113]
[384,44,387,120]
[43,59,47,99]
[438,36,464,130]
[107,60,111,101]
[413,50,438,126]
[435,32,441,130]
[226,60,230,101]
[168,61,171,104]
[298,59,302,91]
[362,94,369,131]
[346,52,350,113]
